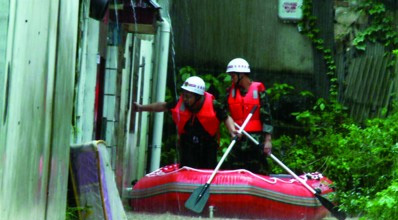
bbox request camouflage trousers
[224,133,270,174]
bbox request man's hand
[230,129,242,139]
[225,116,242,139]
[263,133,272,155]
[133,102,142,112]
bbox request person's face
[229,72,239,84]
[182,91,197,107]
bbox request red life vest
[227,82,265,132]
[171,92,220,136]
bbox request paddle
[184,106,258,213]
[234,123,347,220]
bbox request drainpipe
[150,19,170,172]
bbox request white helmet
[226,58,250,73]
[181,76,205,95]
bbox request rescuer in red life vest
[223,58,273,174]
[133,76,237,169]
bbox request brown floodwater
[126,211,356,220]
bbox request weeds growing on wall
[298,0,338,99]
[353,0,398,68]
[290,1,398,217]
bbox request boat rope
[146,165,321,185]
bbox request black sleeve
[220,87,231,114]
[166,99,178,110]
[213,100,229,121]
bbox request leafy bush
[363,180,398,220]
[271,96,398,217]
[66,206,91,220]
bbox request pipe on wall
[150,19,170,172]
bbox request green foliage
[160,134,178,166]
[353,0,398,67]
[364,180,398,220]
[294,3,398,216]
[266,83,315,130]
[299,0,338,99]
[266,83,295,101]
[66,206,91,220]
[329,117,398,214]
[271,96,398,218]
[164,65,398,219]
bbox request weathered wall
[46,1,79,219]
[334,1,398,122]
[0,0,9,162]
[169,0,314,90]
[73,0,101,144]
[0,0,79,219]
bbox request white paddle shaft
[206,106,257,184]
[234,123,317,194]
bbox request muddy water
[126,211,353,220]
[126,212,238,220]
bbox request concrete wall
[0,0,79,219]
[169,0,314,90]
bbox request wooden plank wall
[0,1,79,219]
[338,43,398,122]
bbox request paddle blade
[184,184,211,213]
[315,194,346,220]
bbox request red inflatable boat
[130,164,334,219]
